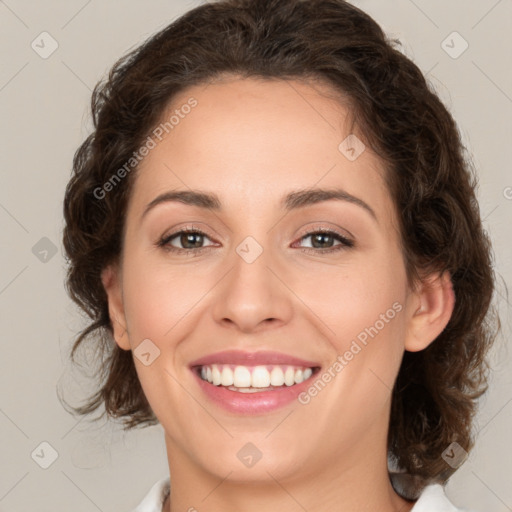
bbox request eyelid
[294,222,354,242]
[161,222,215,238]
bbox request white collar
[132,476,472,512]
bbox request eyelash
[157,226,354,255]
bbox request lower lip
[192,368,318,414]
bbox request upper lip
[189,350,320,368]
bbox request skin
[102,77,455,512]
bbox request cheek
[122,254,213,342]
[295,252,408,408]
[118,255,209,415]
[294,254,407,349]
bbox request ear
[101,263,130,351]
[404,270,455,352]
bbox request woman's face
[104,77,425,483]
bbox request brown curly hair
[61,0,499,487]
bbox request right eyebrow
[141,190,222,221]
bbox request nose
[212,241,294,334]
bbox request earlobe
[404,271,455,352]
[101,264,131,351]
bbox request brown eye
[309,232,337,249]
[297,230,354,251]
[176,232,205,249]
[158,229,215,251]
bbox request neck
[162,424,415,512]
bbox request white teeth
[228,386,271,393]
[221,366,234,386]
[252,366,271,388]
[284,367,295,386]
[211,365,221,386]
[270,367,285,386]
[233,365,252,387]
[199,363,316,389]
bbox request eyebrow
[141,187,377,222]
[283,188,377,222]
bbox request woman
[61,0,499,510]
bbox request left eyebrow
[282,188,378,223]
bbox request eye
[294,229,354,253]
[156,227,354,255]
[158,228,216,253]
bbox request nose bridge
[212,234,293,332]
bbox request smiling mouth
[194,363,320,393]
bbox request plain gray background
[0,0,511,510]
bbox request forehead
[129,77,394,225]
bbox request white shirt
[131,475,476,511]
